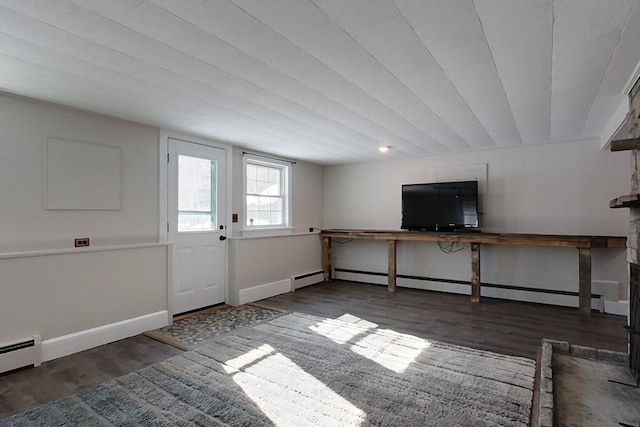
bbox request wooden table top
[320,229,626,249]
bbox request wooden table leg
[471,242,481,303]
[388,239,397,292]
[322,236,332,282]
[578,248,591,318]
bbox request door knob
[219,235,227,241]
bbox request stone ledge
[596,348,629,365]
[543,339,628,364]
[570,344,598,359]
[533,339,630,427]
[542,339,569,353]
[535,339,556,427]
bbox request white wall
[324,139,629,306]
[0,94,159,252]
[227,147,324,304]
[0,245,169,361]
[228,234,322,305]
[0,95,325,346]
[0,94,169,361]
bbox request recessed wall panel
[45,137,121,210]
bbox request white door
[168,138,227,314]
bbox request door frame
[159,130,233,317]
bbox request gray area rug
[5,312,535,426]
[144,304,285,350]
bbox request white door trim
[159,129,233,308]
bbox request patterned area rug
[5,312,535,426]
[143,304,285,350]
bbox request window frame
[242,154,292,234]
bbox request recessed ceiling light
[378,145,390,153]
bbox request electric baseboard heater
[0,335,42,373]
[291,271,324,290]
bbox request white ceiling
[0,0,638,165]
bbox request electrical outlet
[232,213,238,223]
[74,237,90,247]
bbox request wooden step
[610,193,640,208]
[610,137,640,152]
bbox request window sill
[231,228,320,240]
[240,227,294,238]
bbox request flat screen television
[401,181,479,231]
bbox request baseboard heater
[291,270,324,290]
[0,335,41,373]
[334,268,603,298]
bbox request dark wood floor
[262,281,628,359]
[0,333,182,419]
[0,280,628,419]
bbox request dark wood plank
[388,239,397,292]
[321,229,626,248]
[322,236,332,281]
[0,335,182,419]
[471,242,481,303]
[261,281,627,360]
[610,137,640,152]
[610,193,640,209]
[578,248,592,318]
[607,237,627,248]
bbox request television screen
[401,181,479,231]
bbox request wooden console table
[321,229,626,317]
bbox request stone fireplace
[611,76,640,385]
[630,263,639,384]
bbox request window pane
[256,166,269,181]
[256,180,269,194]
[269,168,280,183]
[247,164,257,180]
[246,180,257,194]
[258,196,270,209]
[178,156,210,211]
[267,182,280,196]
[178,155,216,231]
[270,197,283,210]
[246,195,259,210]
[270,211,282,224]
[257,211,270,225]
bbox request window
[243,155,291,230]
[178,155,217,231]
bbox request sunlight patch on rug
[309,314,431,373]
[5,312,535,426]
[336,313,380,328]
[223,343,366,426]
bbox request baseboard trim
[291,271,324,290]
[238,279,291,305]
[334,269,610,309]
[604,300,629,316]
[41,310,169,362]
